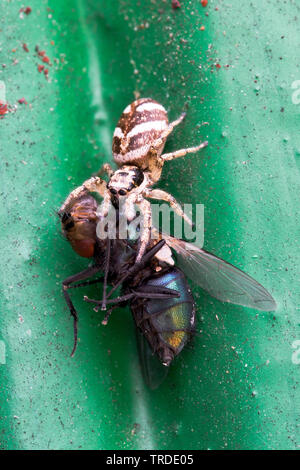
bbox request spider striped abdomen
[112,98,169,169]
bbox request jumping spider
[60,98,208,262]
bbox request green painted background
[0,0,299,450]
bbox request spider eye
[118,189,127,196]
[109,188,117,195]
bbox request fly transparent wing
[158,232,276,311]
[135,328,169,390]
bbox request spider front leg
[135,199,152,263]
[95,163,114,179]
[124,193,138,221]
[59,176,107,213]
[143,188,193,227]
[147,112,208,182]
[160,113,186,142]
[151,112,186,155]
[96,189,113,219]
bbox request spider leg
[124,193,138,221]
[135,199,152,263]
[144,188,193,227]
[161,140,208,162]
[95,163,114,178]
[152,113,186,151]
[146,112,191,183]
[146,114,187,178]
[62,265,102,357]
[97,189,112,218]
[59,176,107,213]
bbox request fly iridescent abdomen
[131,267,196,379]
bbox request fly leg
[101,239,111,311]
[101,306,118,325]
[133,285,180,299]
[62,266,102,357]
[105,239,166,301]
[84,285,179,307]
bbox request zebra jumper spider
[60,98,208,263]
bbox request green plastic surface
[1,0,300,450]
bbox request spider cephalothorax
[107,166,145,197]
[60,98,208,262]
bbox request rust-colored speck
[171,0,181,9]
[20,7,32,15]
[22,43,29,52]
[201,0,208,6]
[0,102,8,117]
[18,98,28,105]
[38,64,45,73]
[216,63,221,69]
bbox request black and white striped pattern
[112,98,168,168]
[108,167,144,194]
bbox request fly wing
[158,232,277,311]
[135,327,169,390]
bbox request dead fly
[58,191,276,388]
[58,98,277,388]
[58,192,195,388]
